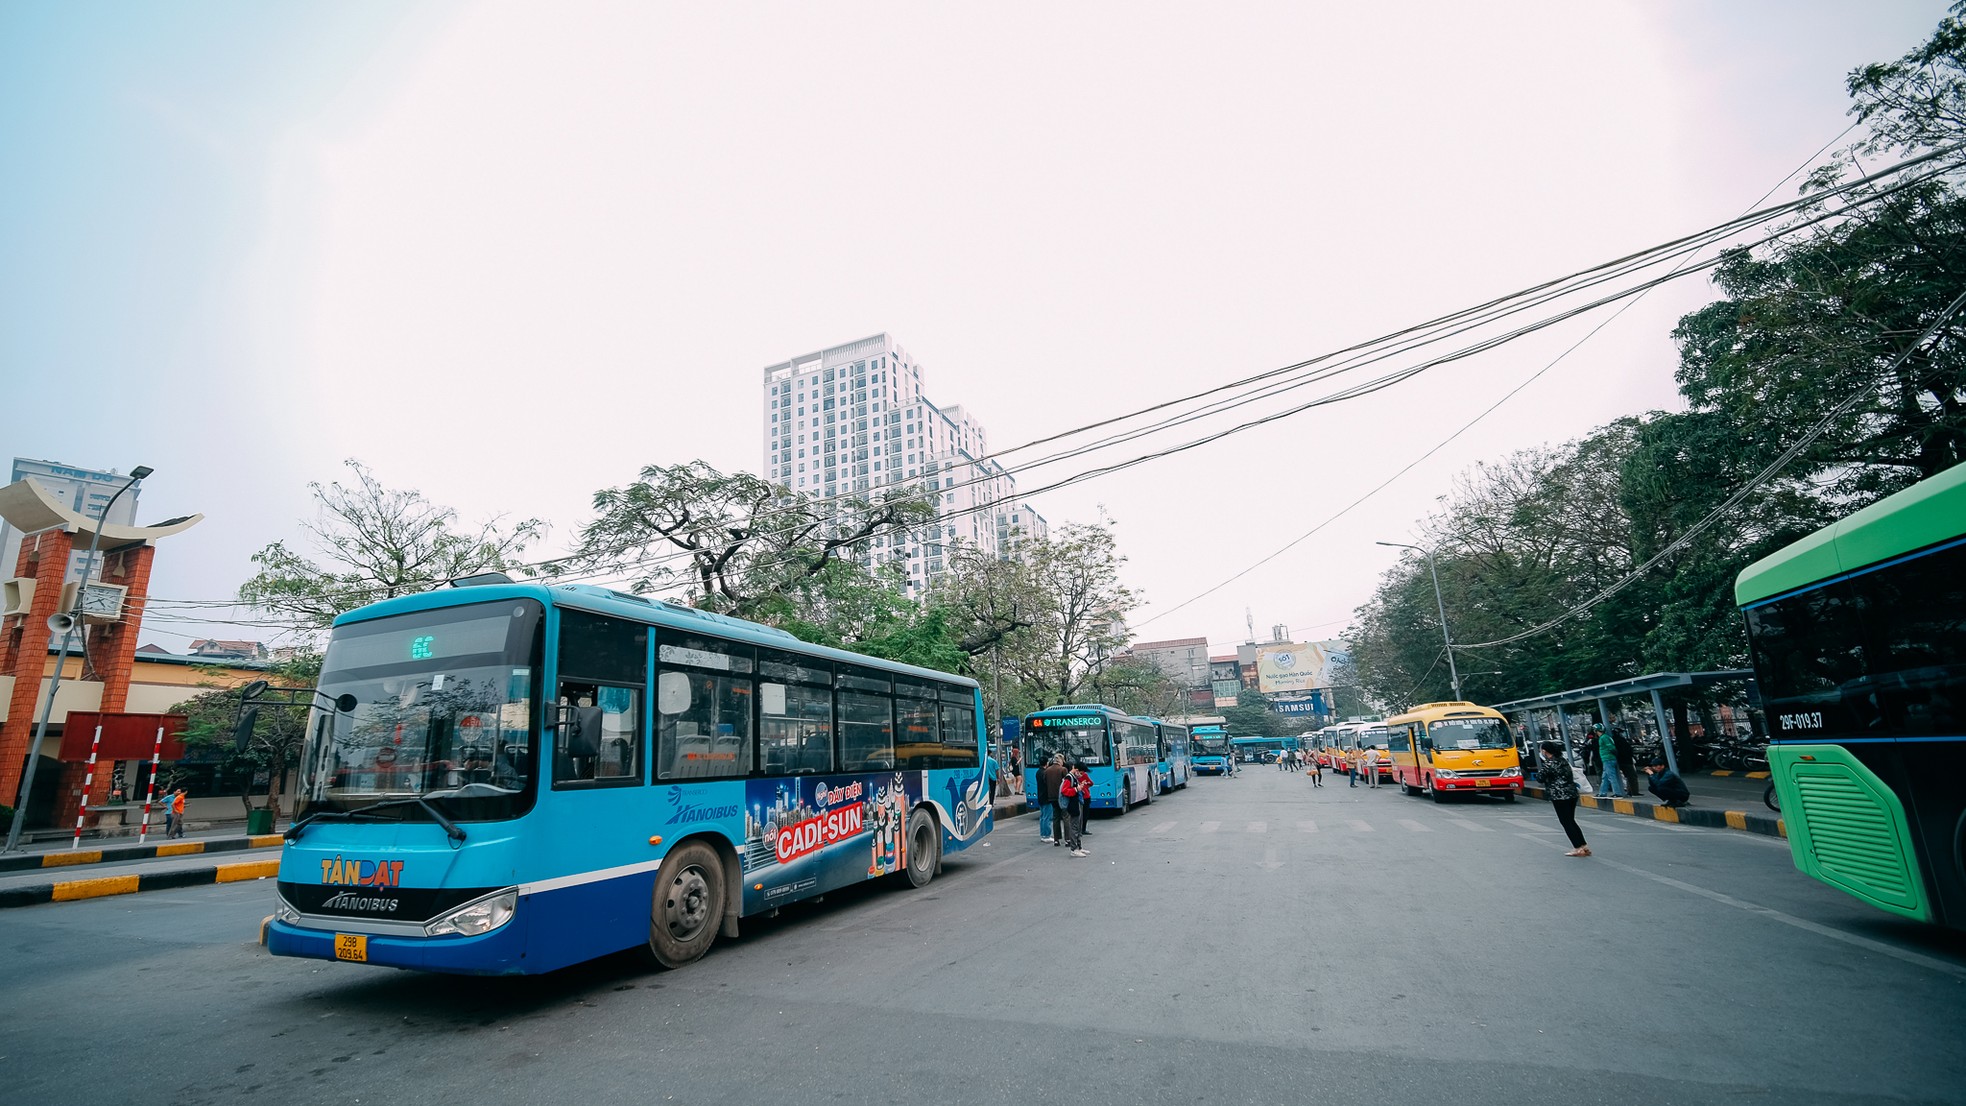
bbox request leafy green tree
[575,461,935,620]
[938,521,1140,710]
[171,652,322,819]
[242,460,541,630]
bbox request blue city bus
[264,580,992,976]
[1020,704,1160,812]
[1190,725,1232,774]
[1153,720,1191,793]
[1232,736,1298,763]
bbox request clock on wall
[78,581,126,621]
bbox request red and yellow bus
[1384,701,1522,802]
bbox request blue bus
[1153,720,1191,793]
[1190,725,1232,774]
[1020,704,1160,812]
[1232,735,1298,763]
[264,579,992,975]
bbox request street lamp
[4,465,153,853]
[1376,540,1462,701]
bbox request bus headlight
[273,898,301,925]
[1434,769,1460,779]
[424,889,518,937]
[1500,766,1522,778]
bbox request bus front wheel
[903,807,940,889]
[649,841,724,969]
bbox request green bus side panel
[1735,461,1966,606]
[1770,744,1931,923]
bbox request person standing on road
[1347,749,1359,788]
[1309,754,1322,787]
[1038,754,1066,844]
[1595,724,1626,798]
[1060,761,1090,856]
[1364,746,1382,788]
[1536,741,1590,857]
[167,788,188,839]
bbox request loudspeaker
[46,612,76,635]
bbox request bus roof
[1384,701,1505,726]
[332,580,981,689]
[1735,461,1966,606]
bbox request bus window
[839,690,895,770]
[760,680,833,775]
[894,694,939,769]
[940,702,978,768]
[656,664,755,781]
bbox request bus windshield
[1192,737,1230,757]
[1026,726,1109,767]
[1427,717,1510,751]
[298,600,543,823]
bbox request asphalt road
[3,769,1963,1106]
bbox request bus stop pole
[1649,689,1681,776]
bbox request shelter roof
[1490,670,1754,713]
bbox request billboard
[1255,642,1350,694]
[1268,692,1328,717]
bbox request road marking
[1200,821,1221,833]
[1347,819,1373,832]
[1148,821,1177,835]
[1397,819,1432,833]
[1511,834,1966,981]
[1445,818,1492,833]
[1257,847,1283,870]
[1246,821,1267,834]
[1297,820,1319,833]
[1504,818,1553,831]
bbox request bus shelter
[1491,670,1755,777]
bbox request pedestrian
[1309,756,1322,787]
[1595,723,1626,798]
[1536,741,1590,856]
[1060,760,1090,857]
[1644,762,1691,808]
[1348,748,1359,788]
[1364,746,1382,788]
[168,788,187,839]
[1612,725,1639,798]
[1038,753,1066,844]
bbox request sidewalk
[1522,769,1785,839]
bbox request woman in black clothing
[1536,740,1590,857]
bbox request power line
[1134,120,1871,635]
[1454,285,1966,650]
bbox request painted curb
[1521,784,1785,838]
[0,857,281,910]
[0,834,284,875]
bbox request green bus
[1736,462,1966,928]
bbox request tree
[1220,698,1293,738]
[171,652,321,819]
[575,461,936,620]
[937,521,1140,710]
[241,460,541,630]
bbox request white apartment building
[761,333,1047,595]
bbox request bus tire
[903,807,940,889]
[649,840,723,969]
[1504,790,1519,803]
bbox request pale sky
[1,0,1950,657]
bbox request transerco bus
[1021,705,1161,811]
[265,579,992,975]
[1190,725,1233,775]
[1383,702,1523,801]
[1738,462,1966,928]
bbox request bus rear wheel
[649,841,723,969]
[903,807,940,888]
